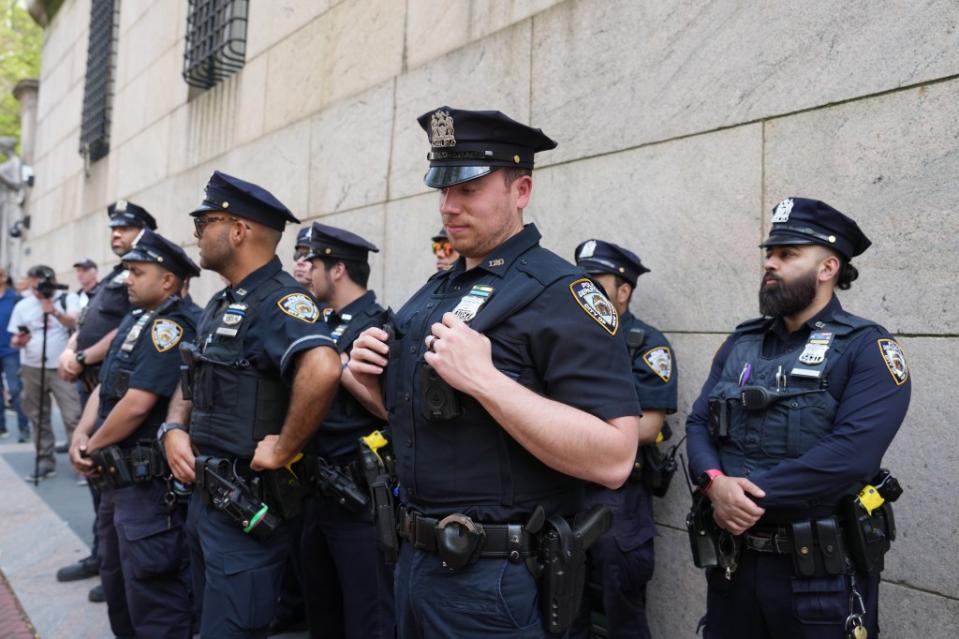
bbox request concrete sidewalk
[0,441,111,639]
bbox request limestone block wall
[23,1,959,636]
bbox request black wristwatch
[75,350,87,365]
[156,421,189,444]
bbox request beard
[759,268,818,317]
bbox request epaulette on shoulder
[831,309,878,331]
[734,316,770,334]
[516,246,579,286]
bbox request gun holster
[686,492,721,568]
[261,463,309,520]
[435,514,486,572]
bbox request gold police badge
[151,319,184,352]
[277,293,320,323]
[430,110,456,147]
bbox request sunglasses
[432,240,454,257]
[193,215,249,238]
[293,248,311,261]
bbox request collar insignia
[430,110,456,148]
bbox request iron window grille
[183,0,249,90]
[79,0,119,163]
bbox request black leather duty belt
[398,509,535,562]
[743,527,795,555]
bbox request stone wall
[23,1,959,636]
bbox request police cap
[121,229,201,280]
[190,170,300,232]
[108,200,157,230]
[760,197,871,260]
[417,106,557,188]
[431,227,448,242]
[574,239,650,288]
[295,226,311,248]
[304,223,379,263]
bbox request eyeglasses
[432,240,453,258]
[193,215,248,238]
[293,248,311,261]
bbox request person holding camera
[8,265,82,480]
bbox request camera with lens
[28,265,68,299]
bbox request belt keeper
[506,523,523,563]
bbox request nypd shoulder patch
[569,277,618,336]
[277,293,319,323]
[643,346,673,383]
[877,338,908,386]
[151,319,184,353]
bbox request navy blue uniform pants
[703,550,880,638]
[395,543,547,638]
[298,494,395,638]
[572,536,654,639]
[97,481,192,639]
[185,491,291,638]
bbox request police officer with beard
[298,222,394,638]
[347,107,642,638]
[686,198,911,638]
[70,229,199,639]
[58,200,157,598]
[160,171,341,638]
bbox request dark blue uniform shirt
[386,224,641,522]
[95,296,197,448]
[311,290,389,459]
[586,312,677,544]
[77,265,132,350]
[686,296,911,510]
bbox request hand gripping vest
[189,278,294,458]
[707,311,876,479]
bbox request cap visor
[189,203,222,217]
[119,248,156,263]
[108,218,140,228]
[759,233,818,249]
[424,166,492,189]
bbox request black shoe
[17,435,29,443]
[57,556,99,582]
[88,583,105,603]
[25,468,56,482]
[55,442,69,454]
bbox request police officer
[430,227,459,271]
[292,226,313,287]
[298,222,394,638]
[57,200,157,596]
[347,107,642,638]
[69,229,200,638]
[685,198,911,638]
[160,171,341,639]
[571,240,677,639]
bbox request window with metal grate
[183,0,249,90]
[79,0,119,163]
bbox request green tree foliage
[0,0,42,154]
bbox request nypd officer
[69,229,199,638]
[685,198,911,638]
[160,171,341,639]
[430,227,459,271]
[292,226,313,287]
[572,240,677,639]
[298,222,394,638]
[57,200,157,597]
[347,107,642,638]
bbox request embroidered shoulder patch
[569,277,618,336]
[643,346,673,383]
[151,319,184,353]
[277,293,319,323]
[877,338,908,386]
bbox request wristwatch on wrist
[157,421,189,444]
[75,350,87,365]
[698,469,724,493]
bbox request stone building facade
[19,1,959,636]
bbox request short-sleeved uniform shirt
[585,312,677,546]
[77,265,132,350]
[686,295,911,512]
[309,290,388,460]
[189,257,336,456]
[385,224,641,522]
[94,296,198,447]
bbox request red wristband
[702,469,725,494]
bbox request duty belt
[399,509,535,563]
[743,526,795,555]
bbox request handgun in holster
[261,458,309,520]
[528,504,612,635]
[194,455,280,541]
[87,445,134,489]
[842,468,901,575]
[314,459,370,513]
[179,342,197,401]
[358,430,399,563]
